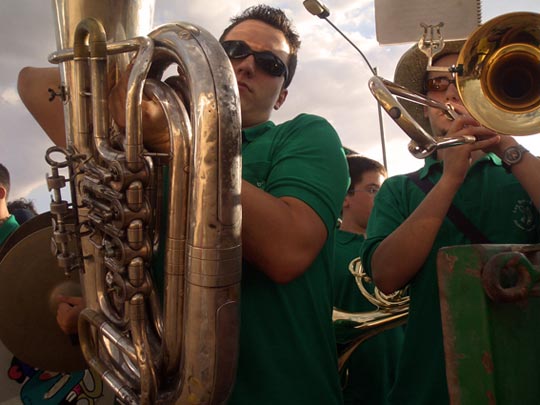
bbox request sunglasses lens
[426,77,455,92]
[221,40,288,79]
[255,54,285,77]
[222,41,250,59]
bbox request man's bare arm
[241,180,327,284]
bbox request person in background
[334,154,403,405]
[0,164,19,245]
[7,198,38,225]
[0,166,107,403]
[361,39,540,404]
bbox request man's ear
[274,88,288,110]
[342,194,351,210]
[0,187,6,200]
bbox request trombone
[370,12,540,158]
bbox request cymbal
[0,223,87,372]
[0,211,52,263]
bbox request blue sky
[0,0,538,213]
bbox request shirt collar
[337,229,365,244]
[242,121,275,143]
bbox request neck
[339,220,365,236]
[0,204,9,222]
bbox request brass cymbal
[0,211,52,262]
[0,222,87,372]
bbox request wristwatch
[502,144,528,172]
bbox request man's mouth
[237,81,251,92]
[447,103,467,117]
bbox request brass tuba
[369,12,540,158]
[45,0,242,404]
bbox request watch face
[507,148,520,162]
[504,145,526,165]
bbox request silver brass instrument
[45,1,242,404]
[369,12,540,158]
[333,258,409,371]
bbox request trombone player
[361,39,540,405]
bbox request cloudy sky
[0,0,538,213]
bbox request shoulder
[380,173,411,191]
[277,113,336,133]
[274,114,342,151]
[372,174,417,212]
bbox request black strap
[406,170,492,244]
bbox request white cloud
[0,87,20,105]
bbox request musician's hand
[108,63,170,153]
[439,116,500,184]
[55,295,84,335]
[480,133,519,159]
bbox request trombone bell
[457,12,540,135]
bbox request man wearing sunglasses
[217,6,347,405]
[360,41,540,405]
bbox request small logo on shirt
[513,200,536,231]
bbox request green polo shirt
[229,113,349,405]
[0,215,19,245]
[361,154,540,405]
[334,229,403,405]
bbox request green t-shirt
[334,229,403,405]
[0,215,19,245]
[361,155,540,405]
[228,114,349,405]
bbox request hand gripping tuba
[45,1,242,404]
[369,12,540,158]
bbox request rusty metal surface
[437,244,540,405]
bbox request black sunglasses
[425,76,457,92]
[221,40,288,81]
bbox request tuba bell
[43,1,242,404]
[369,12,540,158]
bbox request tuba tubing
[47,1,242,404]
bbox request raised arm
[484,136,540,211]
[371,119,500,293]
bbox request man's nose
[445,81,462,102]
[235,54,256,76]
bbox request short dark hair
[346,155,386,192]
[0,164,10,199]
[8,198,38,216]
[220,4,301,88]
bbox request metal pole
[374,67,388,170]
